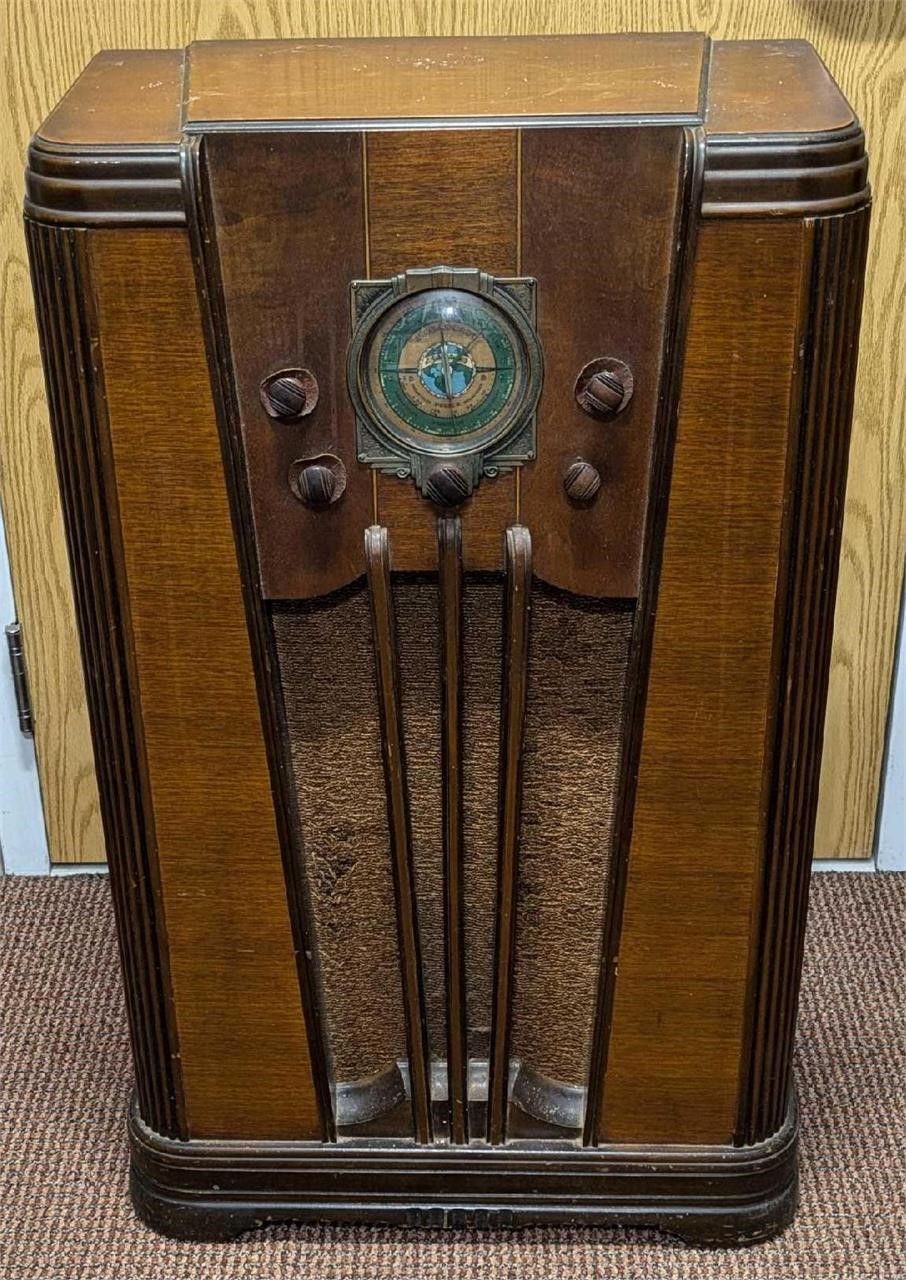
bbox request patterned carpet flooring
[1,872,904,1279]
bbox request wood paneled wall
[1,1,903,861]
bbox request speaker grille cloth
[512,588,633,1084]
[272,589,406,1081]
[272,579,631,1093]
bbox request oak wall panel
[1,0,902,861]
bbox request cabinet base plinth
[129,1096,798,1247]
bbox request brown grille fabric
[511,590,633,1086]
[272,589,407,1082]
[273,576,630,1103]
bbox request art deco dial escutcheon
[348,267,542,506]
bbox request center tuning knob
[424,463,470,509]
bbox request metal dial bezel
[348,266,542,499]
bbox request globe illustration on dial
[417,341,477,399]
[363,288,524,441]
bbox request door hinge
[5,621,34,738]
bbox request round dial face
[361,288,530,447]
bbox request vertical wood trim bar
[487,525,532,1145]
[742,206,870,1143]
[365,524,432,1144]
[438,516,468,1145]
[26,222,182,1137]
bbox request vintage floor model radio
[26,34,869,1244]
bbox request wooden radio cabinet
[25,34,869,1244]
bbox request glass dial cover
[361,288,531,450]
[349,268,541,500]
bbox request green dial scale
[348,266,542,505]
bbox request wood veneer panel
[707,40,853,135]
[599,219,807,1145]
[88,228,319,1139]
[185,35,706,125]
[366,129,518,569]
[36,49,184,145]
[201,129,370,600]
[520,124,690,598]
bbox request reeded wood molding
[24,220,182,1136]
[25,137,185,226]
[24,124,867,227]
[739,205,871,1145]
[702,123,869,218]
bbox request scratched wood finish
[366,129,518,568]
[88,228,320,1140]
[599,219,808,1145]
[2,3,901,863]
[185,33,707,123]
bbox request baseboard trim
[811,859,876,873]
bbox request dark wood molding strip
[180,135,334,1141]
[25,220,182,1136]
[129,1092,798,1244]
[437,516,468,1145]
[487,524,532,1146]
[583,126,705,1146]
[364,525,433,1144]
[25,138,185,226]
[24,118,866,226]
[703,123,868,218]
[739,206,870,1145]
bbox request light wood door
[1,0,903,862]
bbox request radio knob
[289,454,347,509]
[260,368,319,420]
[424,463,470,508]
[295,464,336,506]
[564,458,602,503]
[584,370,625,414]
[575,358,633,418]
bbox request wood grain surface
[2,1,902,861]
[89,228,321,1140]
[185,33,707,123]
[600,218,808,1145]
[366,128,518,570]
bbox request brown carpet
[1,873,904,1280]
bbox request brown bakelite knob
[584,369,625,414]
[289,454,347,509]
[260,368,319,420]
[295,464,336,506]
[575,358,633,418]
[564,459,602,503]
[424,463,470,508]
